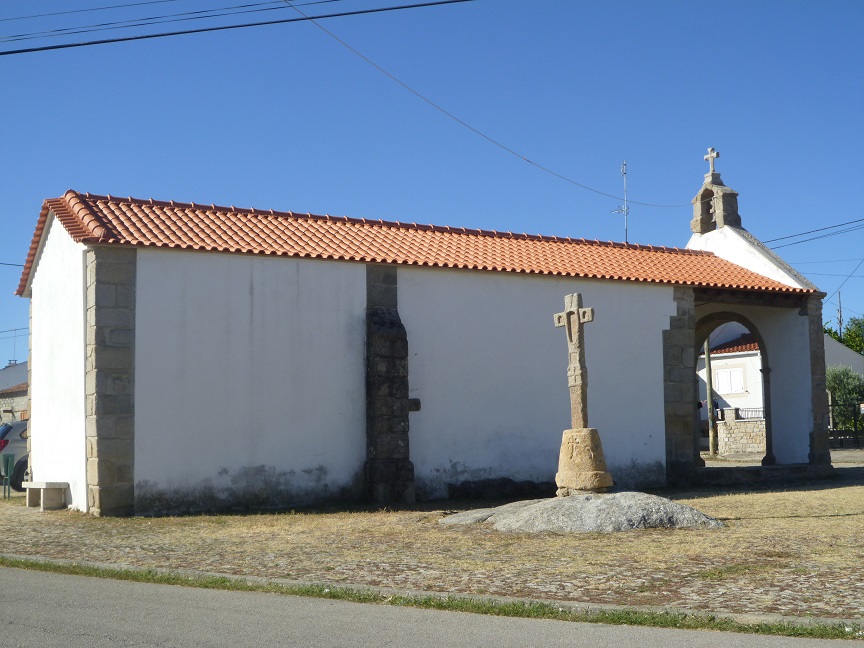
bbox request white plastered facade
[399,267,676,496]
[133,249,368,506]
[28,217,88,509]
[687,226,811,290]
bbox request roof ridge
[66,190,110,240]
[72,192,713,256]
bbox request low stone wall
[717,408,766,454]
[0,390,27,425]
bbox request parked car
[0,421,29,492]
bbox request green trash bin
[2,454,14,499]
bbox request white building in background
[15,160,833,515]
[824,335,864,376]
[697,331,764,413]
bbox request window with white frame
[715,368,745,394]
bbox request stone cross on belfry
[704,147,720,174]
[554,293,594,429]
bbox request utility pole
[704,339,718,456]
[611,161,630,243]
[838,291,844,340]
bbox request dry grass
[2,472,864,620]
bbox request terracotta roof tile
[17,190,812,296]
[0,381,27,396]
[709,334,760,355]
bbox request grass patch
[0,555,861,640]
[694,563,769,581]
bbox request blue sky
[1,0,862,364]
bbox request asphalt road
[0,567,855,647]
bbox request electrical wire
[1,0,186,23]
[0,262,24,267]
[763,216,864,244]
[803,272,864,278]
[770,223,864,250]
[0,1,347,44]
[824,258,864,304]
[281,0,695,209]
[5,0,717,209]
[0,0,476,57]
[788,258,864,265]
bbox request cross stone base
[555,428,614,495]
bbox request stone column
[364,265,416,504]
[760,366,776,465]
[806,294,832,465]
[85,246,136,517]
[663,286,697,484]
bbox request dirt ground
[1,453,863,621]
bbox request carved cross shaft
[704,147,719,174]
[554,293,594,429]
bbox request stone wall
[365,265,416,504]
[663,286,697,484]
[0,389,27,425]
[717,409,766,454]
[807,294,831,464]
[85,246,136,517]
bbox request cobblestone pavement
[1,451,863,624]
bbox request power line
[770,222,864,250]
[1,1,347,44]
[764,216,864,244]
[789,258,864,265]
[4,1,714,210]
[0,262,24,267]
[5,1,715,210]
[1,0,185,23]
[806,272,864,278]
[281,0,693,209]
[0,0,477,57]
[824,258,864,304]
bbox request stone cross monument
[553,293,614,496]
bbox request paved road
[0,567,854,647]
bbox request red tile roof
[0,382,27,397]
[18,190,811,296]
[709,334,760,355]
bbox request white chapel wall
[29,216,88,510]
[398,267,677,496]
[134,250,367,509]
[687,227,809,290]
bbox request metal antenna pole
[838,291,844,340]
[611,161,630,243]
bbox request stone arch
[694,311,776,466]
[691,188,716,234]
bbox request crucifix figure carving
[553,293,614,495]
[554,293,594,429]
[704,147,719,174]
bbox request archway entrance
[694,312,775,466]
